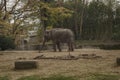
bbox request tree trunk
[80,0,86,38]
[74,0,79,39]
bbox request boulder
[14,60,38,70]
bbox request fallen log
[33,55,79,60]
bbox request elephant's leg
[53,43,57,52]
[67,42,71,51]
[57,42,61,52]
[70,43,74,51]
[67,42,74,51]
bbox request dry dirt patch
[0,49,120,80]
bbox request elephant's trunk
[39,39,46,53]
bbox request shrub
[0,35,15,50]
[99,44,120,50]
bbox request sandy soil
[0,48,120,80]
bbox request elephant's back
[51,28,74,42]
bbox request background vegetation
[0,35,15,50]
[0,0,120,49]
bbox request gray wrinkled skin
[44,28,74,52]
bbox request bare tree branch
[3,0,7,20]
[9,0,21,14]
[0,0,4,10]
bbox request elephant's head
[39,30,51,52]
[44,30,51,42]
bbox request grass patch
[87,74,120,80]
[0,76,9,80]
[41,75,77,80]
[17,75,40,80]
[17,75,77,80]
[1,74,120,80]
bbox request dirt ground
[0,48,120,80]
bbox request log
[116,58,120,66]
[14,60,38,70]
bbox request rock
[14,60,38,70]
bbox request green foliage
[112,6,120,40]
[62,0,84,39]
[48,7,73,27]
[82,0,112,40]
[1,0,120,41]
[100,44,120,50]
[62,0,120,41]
[36,1,73,28]
[17,75,77,80]
[0,35,15,50]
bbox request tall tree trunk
[106,0,114,41]
[80,0,86,39]
[74,0,79,39]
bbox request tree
[33,0,73,29]
[0,0,38,45]
[63,0,84,39]
[79,0,86,38]
[113,3,120,40]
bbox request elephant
[40,28,74,52]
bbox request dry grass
[0,49,120,80]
